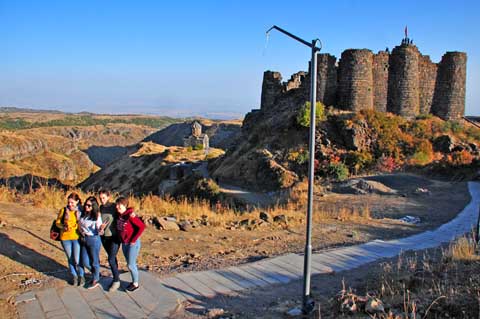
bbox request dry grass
[334,233,480,318]
[0,181,373,228]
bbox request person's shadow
[0,232,68,280]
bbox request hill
[79,141,224,195]
[210,97,480,191]
[143,119,242,150]
[0,110,182,185]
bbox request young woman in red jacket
[115,196,145,292]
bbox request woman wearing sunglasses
[79,196,103,289]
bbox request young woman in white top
[79,196,103,289]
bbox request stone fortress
[261,35,467,120]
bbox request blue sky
[0,0,479,117]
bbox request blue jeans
[81,235,101,282]
[61,239,84,278]
[122,240,141,284]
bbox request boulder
[273,214,288,224]
[365,297,385,314]
[433,135,456,153]
[157,217,180,231]
[178,221,193,232]
[259,211,272,222]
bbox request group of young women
[55,190,145,292]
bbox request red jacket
[116,208,145,244]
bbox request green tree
[296,101,326,127]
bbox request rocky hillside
[143,119,242,150]
[79,142,224,195]
[0,110,181,186]
[211,95,480,191]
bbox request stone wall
[373,51,389,112]
[431,52,467,120]
[259,41,466,120]
[285,71,306,92]
[316,54,337,106]
[418,55,438,115]
[387,44,420,118]
[337,49,374,111]
[260,71,283,110]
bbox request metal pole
[302,40,317,314]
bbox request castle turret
[316,53,337,106]
[260,71,283,110]
[387,43,421,118]
[431,52,467,120]
[373,51,389,112]
[337,49,374,111]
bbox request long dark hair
[83,196,100,220]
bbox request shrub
[327,162,349,181]
[409,140,434,166]
[344,151,373,174]
[375,155,398,173]
[296,101,326,127]
[450,150,474,166]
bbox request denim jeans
[101,236,120,282]
[81,235,101,282]
[122,240,141,283]
[61,239,84,278]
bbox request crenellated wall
[260,39,466,120]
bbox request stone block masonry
[260,38,466,120]
[431,52,467,120]
[337,49,374,111]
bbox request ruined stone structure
[183,121,209,150]
[260,37,467,120]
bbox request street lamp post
[266,25,321,314]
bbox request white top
[79,214,102,236]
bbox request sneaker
[71,276,78,286]
[126,283,139,292]
[87,280,100,290]
[78,276,85,287]
[108,281,120,292]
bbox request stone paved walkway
[16,182,480,318]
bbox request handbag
[50,209,66,241]
[50,220,61,241]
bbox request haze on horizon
[1,0,479,118]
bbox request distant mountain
[0,106,64,114]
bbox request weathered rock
[365,297,385,314]
[239,219,250,226]
[157,217,180,231]
[205,308,225,318]
[178,221,193,232]
[259,211,272,222]
[273,215,288,224]
[433,135,456,153]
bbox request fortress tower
[316,53,337,106]
[337,49,374,111]
[387,42,421,118]
[260,71,283,110]
[259,35,466,121]
[431,52,467,120]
